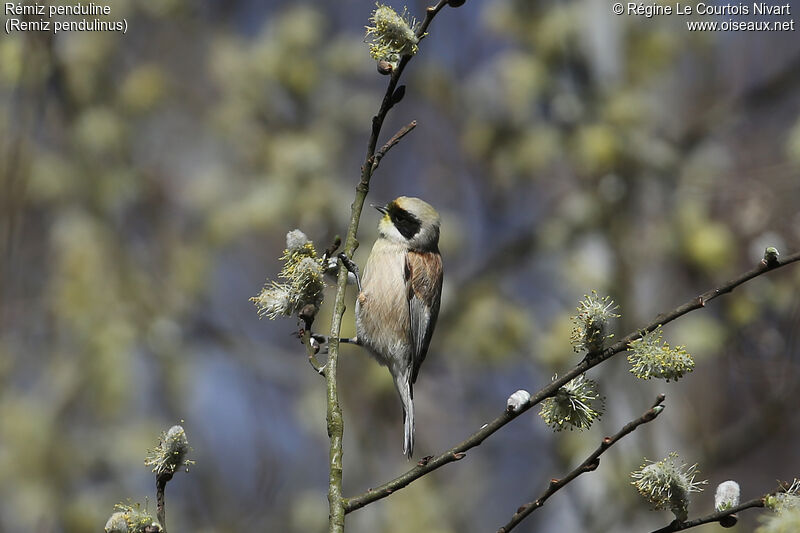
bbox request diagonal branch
[596,250,800,365]
[371,120,417,172]
[498,394,667,533]
[650,496,768,533]
[343,250,800,513]
[324,3,451,532]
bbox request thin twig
[498,395,667,533]
[343,250,800,513]
[371,121,417,172]
[299,236,343,377]
[300,328,326,377]
[650,496,767,533]
[156,474,169,533]
[324,2,450,532]
[299,306,326,377]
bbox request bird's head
[374,196,440,251]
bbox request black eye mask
[387,202,422,240]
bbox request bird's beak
[372,204,388,215]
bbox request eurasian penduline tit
[352,196,443,458]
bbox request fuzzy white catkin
[104,512,128,533]
[507,390,530,412]
[286,229,310,251]
[296,257,323,277]
[145,425,190,477]
[263,285,292,316]
[715,480,740,511]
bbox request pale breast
[355,240,411,367]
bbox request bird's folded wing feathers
[405,250,443,384]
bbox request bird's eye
[387,204,421,239]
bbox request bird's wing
[405,249,443,384]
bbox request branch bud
[764,246,780,267]
[765,479,800,512]
[715,480,740,512]
[506,389,530,413]
[377,59,393,75]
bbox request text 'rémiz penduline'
[5,2,109,16]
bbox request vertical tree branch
[325,3,450,532]
[156,475,169,533]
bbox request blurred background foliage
[1,0,799,532]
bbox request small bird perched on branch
[353,196,443,458]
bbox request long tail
[396,377,415,459]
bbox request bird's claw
[338,252,363,292]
